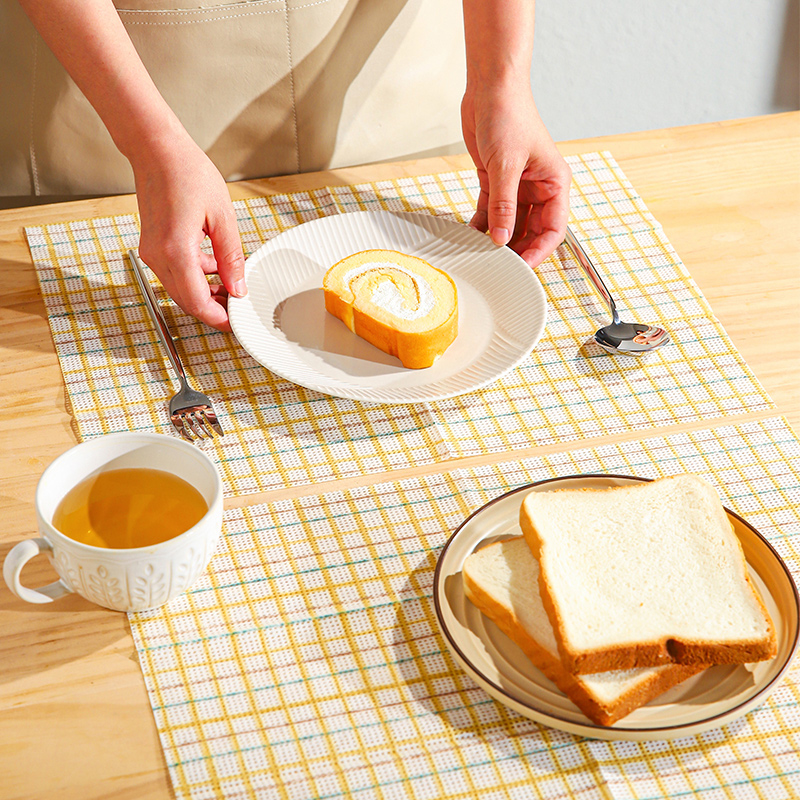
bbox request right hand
[461,81,572,270]
[131,133,246,332]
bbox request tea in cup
[3,432,223,612]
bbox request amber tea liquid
[52,467,209,549]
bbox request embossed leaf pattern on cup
[173,546,206,594]
[52,544,211,610]
[132,563,169,609]
[86,565,125,608]
[54,550,81,594]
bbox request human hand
[461,81,572,269]
[17,0,245,330]
[131,133,246,332]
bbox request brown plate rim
[433,472,800,737]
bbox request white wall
[531,0,799,141]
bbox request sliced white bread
[520,475,777,675]
[463,537,704,726]
[323,249,457,369]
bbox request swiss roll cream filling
[342,261,435,321]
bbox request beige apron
[0,0,466,199]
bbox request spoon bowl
[564,227,670,357]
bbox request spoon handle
[564,227,619,324]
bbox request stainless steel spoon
[564,227,670,356]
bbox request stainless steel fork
[127,249,224,441]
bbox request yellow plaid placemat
[331,154,776,455]
[26,153,774,496]
[129,415,800,800]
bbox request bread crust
[463,556,704,726]
[520,477,778,675]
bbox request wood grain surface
[1,113,797,800]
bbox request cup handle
[3,538,72,604]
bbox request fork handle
[127,250,188,385]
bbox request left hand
[461,81,572,268]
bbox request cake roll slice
[323,249,458,369]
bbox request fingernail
[232,279,247,297]
[490,227,510,246]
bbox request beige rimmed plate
[228,210,546,404]
[433,474,799,741]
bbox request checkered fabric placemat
[26,153,774,496]
[129,415,800,800]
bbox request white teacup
[4,432,223,612]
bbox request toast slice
[463,537,705,726]
[323,249,457,369]
[520,475,777,674]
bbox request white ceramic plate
[228,211,546,403]
[434,474,799,741]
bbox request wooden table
[1,112,798,800]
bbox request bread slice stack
[462,475,777,726]
[323,249,457,369]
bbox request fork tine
[202,409,224,437]
[172,413,195,442]
[193,410,216,438]
[171,407,223,441]
[185,412,207,440]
